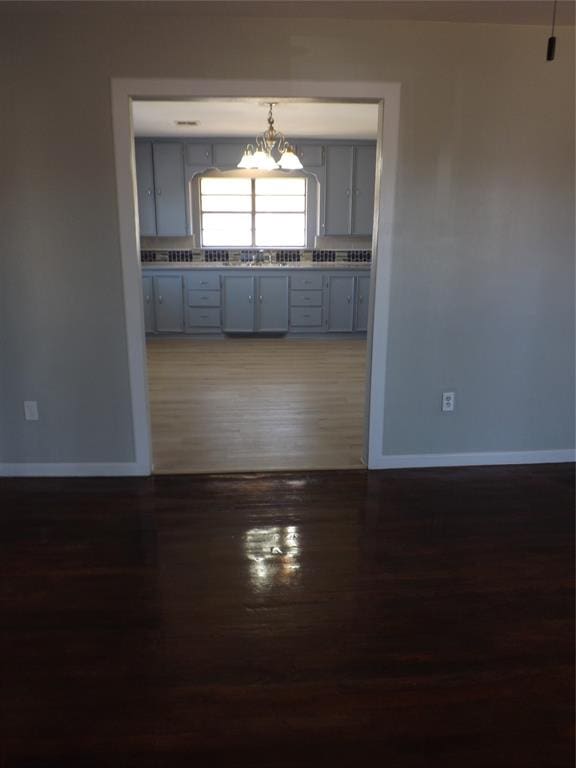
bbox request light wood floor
[147,337,367,474]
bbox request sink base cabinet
[143,270,370,337]
[222,275,290,334]
[222,276,255,333]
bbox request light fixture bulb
[237,150,254,169]
[251,149,268,169]
[278,149,303,170]
[261,153,279,171]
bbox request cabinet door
[186,143,213,166]
[324,146,353,235]
[142,275,155,333]
[257,276,289,333]
[222,276,255,332]
[153,275,184,333]
[135,142,156,236]
[213,143,246,169]
[354,275,370,332]
[326,275,355,332]
[152,143,187,236]
[352,146,376,235]
[297,144,323,167]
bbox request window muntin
[200,176,306,248]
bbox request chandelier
[237,103,303,171]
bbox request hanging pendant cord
[550,0,558,35]
[546,0,558,60]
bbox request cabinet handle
[156,188,162,196]
[158,295,163,303]
[347,296,351,303]
[259,296,263,303]
[146,189,152,197]
[248,295,253,303]
[145,295,150,302]
[345,188,351,197]
[200,281,208,285]
[354,189,360,195]
[359,295,364,303]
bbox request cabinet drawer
[290,290,323,307]
[187,308,221,327]
[188,290,220,307]
[290,307,323,327]
[186,273,220,290]
[291,273,323,291]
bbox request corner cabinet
[222,275,289,333]
[134,141,188,236]
[323,145,376,236]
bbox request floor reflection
[244,525,301,591]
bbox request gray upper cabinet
[135,142,156,236]
[134,141,188,236]
[142,275,155,333]
[186,143,213,166]
[213,143,245,169]
[153,143,187,236]
[222,276,255,333]
[326,275,355,332]
[323,144,376,236]
[257,276,289,332]
[351,146,376,235]
[154,275,184,333]
[297,144,323,167]
[324,146,354,235]
[355,275,370,332]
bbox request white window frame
[193,170,319,249]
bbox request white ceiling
[132,100,379,140]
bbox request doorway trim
[111,79,401,475]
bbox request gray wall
[0,2,573,465]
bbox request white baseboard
[369,449,576,470]
[0,462,150,477]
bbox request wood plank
[0,465,573,765]
[146,337,367,474]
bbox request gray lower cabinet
[186,271,221,332]
[222,275,289,333]
[222,276,255,333]
[326,275,355,332]
[143,269,369,336]
[154,275,184,333]
[355,275,370,332]
[142,275,155,333]
[256,276,289,332]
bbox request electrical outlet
[441,391,455,412]
[24,401,39,421]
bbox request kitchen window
[199,176,307,248]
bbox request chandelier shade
[237,103,303,171]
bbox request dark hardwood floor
[0,465,573,767]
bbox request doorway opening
[111,80,401,475]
